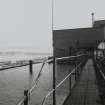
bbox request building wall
[53,27,104,57]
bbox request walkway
[63,59,100,105]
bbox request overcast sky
[0,0,105,53]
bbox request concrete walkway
[63,59,100,105]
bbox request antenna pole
[52,0,54,32]
[52,0,56,105]
[52,0,54,51]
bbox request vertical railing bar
[69,57,71,91]
[29,60,33,73]
[76,58,79,80]
[24,90,29,105]
[53,57,56,105]
[69,75,71,91]
[75,58,77,81]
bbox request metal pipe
[53,57,56,105]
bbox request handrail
[95,58,105,80]
[47,54,87,63]
[42,58,86,105]
[56,54,87,60]
[17,59,47,105]
[0,61,43,71]
[16,54,87,105]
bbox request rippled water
[0,63,52,105]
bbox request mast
[52,0,54,51]
[52,0,56,105]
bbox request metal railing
[94,56,105,104]
[16,59,47,105]
[16,54,88,105]
[94,57,105,80]
[42,59,86,105]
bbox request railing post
[29,60,33,73]
[24,90,29,105]
[75,58,77,81]
[69,76,71,91]
[53,57,56,105]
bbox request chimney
[91,12,95,27]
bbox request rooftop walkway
[63,59,101,105]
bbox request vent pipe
[91,12,95,27]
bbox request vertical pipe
[29,60,33,73]
[69,76,71,91]
[24,90,29,105]
[53,57,56,105]
[91,12,94,27]
[52,0,56,104]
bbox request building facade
[53,20,105,57]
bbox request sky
[0,0,105,53]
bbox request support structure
[29,60,33,73]
[24,90,29,105]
